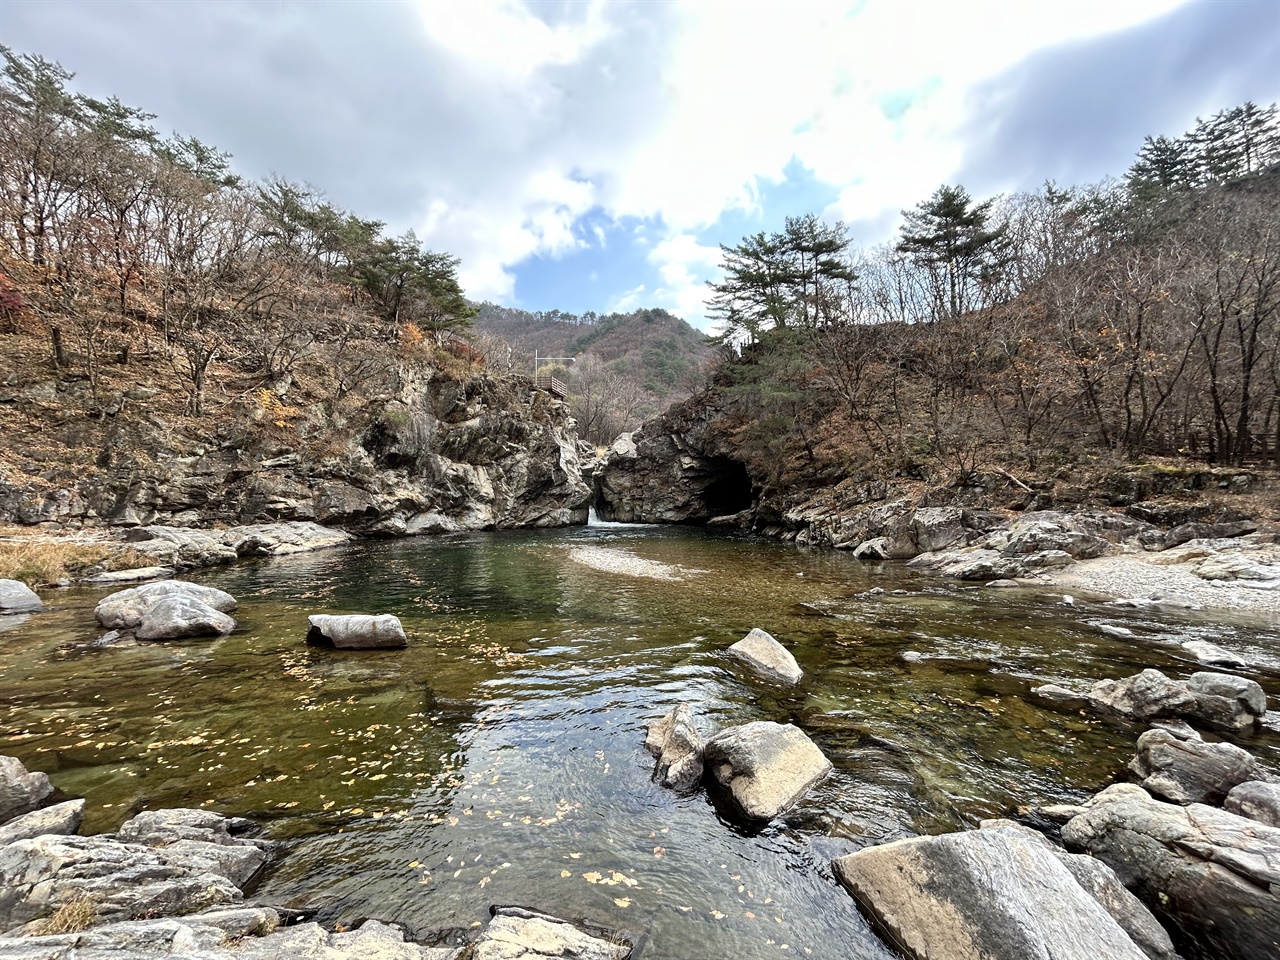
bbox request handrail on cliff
[534,374,568,399]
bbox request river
[1,523,1277,958]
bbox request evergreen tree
[896,185,1007,320]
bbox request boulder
[469,905,630,960]
[0,756,54,825]
[1062,783,1280,960]
[1225,781,1280,828]
[78,566,176,585]
[1186,671,1267,731]
[0,580,42,615]
[1180,640,1247,670]
[909,507,971,553]
[123,526,238,568]
[1129,728,1258,805]
[230,918,462,959]
[94,581,237,630]
[832,825,1151,960]
[703,721,830,821]
[219,521,352,558]
[0,799,84,845]
[1088,669,1197,721]
[134,595,236,641]
[1003,513,1109,559]
[644,704,703,792]
[306,614,407,650]
[1164,520,1258,549]
[1194,552,1279,583]
[725,628,803,685]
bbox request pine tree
[896,185,1007,320]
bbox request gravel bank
[566,545,704,581]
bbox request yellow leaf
[583,872,603,883]
[613,897,631,908]
[560,870,571,878]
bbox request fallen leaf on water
[709,910,725,920]
[653,846,666,858]
[583,872,603,883]
[560,870,571,878]
[613,897,631,908]
[478,876,490,887]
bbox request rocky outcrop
[725,628,803,685]
[1128,727,1259,804]
[306,614,407,650]
[832,822,1152,960]
[470,906,631,960]
[1036,669,1268,731]
[1225,781,1280,827]
[94,581,237,631]
[1062,783,1280,960]
[0,758,53,826]
[0,808,270,931]
[703,721,830,821]
[644,705,703,792]
[0,800,84,846]
[0,373,590,537]
[0,582,42,616]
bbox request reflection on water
[1,524,1277,959]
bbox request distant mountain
[473,304,715,445]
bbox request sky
[4,0,1278,330]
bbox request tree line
[0,47,473,417]
[706,101,1280,480]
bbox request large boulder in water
[307,614,407,650]
[644,704,703,792]
[95,580,237,630]
[1129,727,1258,805]
[0,755,54,824]
[135,595,236,641]
[726,628,803,685]
[703,721,830,821]
[832,823,1152,960]
[1225,781,1280,828]
[1084,669,1266,731]
[0,579,43,615]
[1062,782,1280,960]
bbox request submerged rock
[1128,727,1258,805]
[134,595,236,641]
[1180,640,1247,670]
[306,614,407,650]
[644,705,704,792]
[725,628,803,685]
[1062,783,1280,960]
[703,721,830,821]
[832,824,1151,960]
[94,581,237,630]
[0,756,54,825]
[0,580,42,615]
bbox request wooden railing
[534,374,568,398]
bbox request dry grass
[0,538,152,587]
[35,894,99,935]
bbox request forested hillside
[694,102,1280,499]
[474,303,712,446]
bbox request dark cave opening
[700,457,754,518]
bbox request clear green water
[1,524,1277,958]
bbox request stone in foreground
[726,627,803,684]
[1062,782,1280,960]
[644,704,703,792]
[0,799,84,845]
[0,580,43,615]
[135,595,237,641]
[0,755,54,825]
[703,721,830,821]
[94,580,237,630]
[307,613,408,650]
[470,905,630,960]
[833,827,1150,960]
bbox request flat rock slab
[94,581,237,630]
[1062,782,1280,960]
[0,756,54,825]
[833,827,1150,960]
[470,906,630,960]
[703,721,830,821]
[726,628,803,684]
[0,799,84,845]
[0,581,42,615]
[79,566,177,585]
[307,614,407,650]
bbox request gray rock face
[0,800,84,845]
[1084,669,1266,731]
[1062,782,1280,960]
[123,527,238,568]
[1180,640,1247,669]
[79,566,176,585]
[94,581,237,630]
[703,721,831,821]
[134,595,236,641]
[1225,781,1280,827]
[231,918,461,960]
[1129,728,1258,804]
[644,705,703,792]
[832,825,1150,960]
[306,614,407,650]
[470,906,629,960]
[0,757,54,826]
[1003,513,1110,559]
[725,628,803,685]
[0,581,42,615]
[124,522,353,572]
[1164,520,1258,549]
[0,906,283,957]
